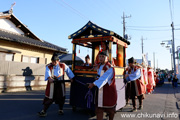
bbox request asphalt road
[114,81,180,120]
[0,81,179,120]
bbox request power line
[127,24,180,28]
[145,39,171,41]
[127,25,170,28]
[61,0,89,20]
[172,0,175,20]
[127,28,171,31]
[52,0,89,21]
[90,0,124,32]
[169,0,174,22]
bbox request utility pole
[157,59,158,71]
[171,22,176,75]
[153,52,155,71]
[141,36,144,63]
[171,53,173,71]
[122,12,131,38]
[122,12,131,67]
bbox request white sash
[98,70,104,107]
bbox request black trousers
[43,82,65,112]
[131,94,143,108]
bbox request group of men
[124,57,157,112]
[37,50,117,120]
[124,57,144,112]
[37,45,157,120]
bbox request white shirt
[126,68,141,82]
[94,64,114,89]
[45,63,74,81]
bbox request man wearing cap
[38,53,74,117]
[82,55,92,66]
[94,41,109,64]
[88,51,117,120]
[125,57,144,112]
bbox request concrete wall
[0,60,46,92]
[0,60,70,92]
[0,75,46,92]
[0,40,69,92]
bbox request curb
[176,101,180,109]
[174,87,180,109]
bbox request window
[0,52,14,61]
[0,52,5,61]
[22,55,39,64]
[5,53,14,61]
[31,57,39,63]
[22,56,29,63]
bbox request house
[0,9,67,92]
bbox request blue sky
[1,0,180,70]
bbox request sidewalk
[114,81,180,120]
[174,83,180,112]
[163,81,179,120]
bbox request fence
[0,60,46,92]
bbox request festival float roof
[68,21,130,47]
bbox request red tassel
[79,49,80,53]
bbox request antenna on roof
[10,2,16,12]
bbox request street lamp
[160,40,172,49]
[160,40,173,71]
[160,42,165,47]
[166,45,170,50]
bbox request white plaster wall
[0,18,24,34]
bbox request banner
[142,53,148,67]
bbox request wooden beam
[72,44,76,71]
[72,36,128,48]
[16,25,21,28]
[112,36,128,48]
[25,33,30,35]
[108,41,112,64]
[72,36,113,44]
[77,43,92,48]
[0,15,11,19]
[74,70,97,74]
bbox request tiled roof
[68,21,130,45]
[59,53,84,61]
[0,29,67,53]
